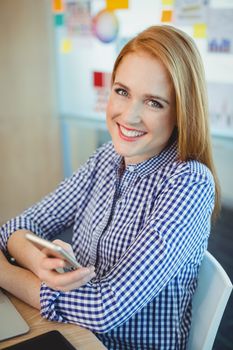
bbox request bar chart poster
[208,82,233,137]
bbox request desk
[0,294,106,350]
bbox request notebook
[1,330,76,350]
[0,289,29,341]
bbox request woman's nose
[121,101,142,125]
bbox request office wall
[54,0,233,208]
[0,0,63,224]
[212,138,233,207]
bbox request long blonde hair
[112,25,220,219]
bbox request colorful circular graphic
[92,9,119,44]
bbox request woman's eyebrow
[113,81,129,90]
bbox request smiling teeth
[120,125,145,137]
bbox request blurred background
[0,1,232,349]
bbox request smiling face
[106,52,176,165]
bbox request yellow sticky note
[61,39,72,54]
[106,0,129,10]
[161,10,173,22]
[193,23,207,38]
[162,0,174,5]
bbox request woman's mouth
[118,124,147,141]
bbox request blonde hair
[112,25,220,219]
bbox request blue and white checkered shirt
[1,140,215,350]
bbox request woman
[0,25,219,349]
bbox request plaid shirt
[1,140,215,350]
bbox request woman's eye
[115,88,128,97]
[147,99,163,109]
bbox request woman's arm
[1,234,95,310]
[7,230,45,275]
[0,250,41,309]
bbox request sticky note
[161,10,173,22]
[93,72,104,87]
[61,39,72,54]
[52,0,64,13]
[54,14,64,26]
[162,0,174,5]
[106,0,129,10]
[193,23,207,38]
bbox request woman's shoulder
[166,158,215,186]
[81,141,117,173]
[89,141,116,164]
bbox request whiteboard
[53,0,233,137]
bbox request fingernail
[88,266,95,273]
[59,260,65,267]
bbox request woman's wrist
[0,250,16,287]
[7,230,43,276]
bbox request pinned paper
[66,0,92,37]
[162,0,174,5]
[54,14,64,26]
[52,0,64,13]
[106,0,129,10]
[193,23,207,38]
[60,39,73,53]
[93,72,111,88]
[93,72,104,88]
[207,8,233,54]
[161,10,173,22]
[93,72,111,113]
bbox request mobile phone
[25,233,81,271]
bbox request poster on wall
[65,0,92,37]
[207,8,233,53]
[52,0,233,139]
[208,82,233,137]
[174,0,209,25]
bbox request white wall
[212,138,233,208]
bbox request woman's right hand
[37,254,96,291]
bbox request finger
[56,267,95,285]
[40,256,65,271]
[53,239,71,251]
[52,239,76,258]
[54,272,96,292]
[47,267,96,290]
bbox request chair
[187,250,232,350]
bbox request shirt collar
[111,137,178,178]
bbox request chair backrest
[187,250,232,350]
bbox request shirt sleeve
[0,150,99,252]
[40,168,215,333]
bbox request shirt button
[127,166,135,172]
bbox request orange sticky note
[106,0,129,10]
[193,23,207,38]
[60,39,72,54]
[161,10,173,22]
[52,0,64,13]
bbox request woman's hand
[37,239,96,292]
